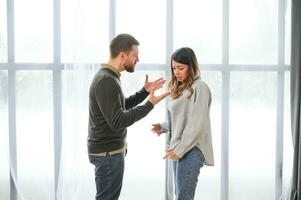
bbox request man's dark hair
[110,34,139,58]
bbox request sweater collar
[101,64,121,77]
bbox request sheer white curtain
[57,63,96,200]
[57,0,100,199]
[57,0,167,199]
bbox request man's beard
[124,63,135,73]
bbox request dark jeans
[173,147,205,200]
[89,152,125,200]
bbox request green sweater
[88,65,154,153]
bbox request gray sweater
[88,64,154,153]
[161,79,214,166]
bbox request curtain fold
[56,63,97,200]
[289,0,301,199]
[56,0,98,199]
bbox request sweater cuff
[160,122,169,133]
[141,87,150,95]
[145,100,154,109]
[172,145,186,159]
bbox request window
[0,0,7,63]
[14,0,53,63]
[16,71,54,199]
[119,71,166,199]
[0,71,9,200]
[229,0,277,64]
[116,0,166,63]
[61,0,109,63]
[174,0,222,64]
[229,72,277,200]
[1,0,291,199]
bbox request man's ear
[119,52,126,59]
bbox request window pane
[15,0,53,62]
[0,71,9,200]
[61,69,97,199]
[283,71,293,198]
[285,1,291,65]
[119,71,166,200]
[16,71,54,199]
[61,0,109,63]
[229,0,277,64]
[116,0,166,63]
[0,0,7,63]
[195,71,221,200]
[174,0,222,64]
[229,72,277,200]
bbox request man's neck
[107,59,123,73]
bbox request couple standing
[87,33,214,200]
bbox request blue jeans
[89,153,125,200]
[173,147,205,200]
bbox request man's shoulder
[93,69,118,83]
[92,70,120,92]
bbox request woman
[151,47,214,200]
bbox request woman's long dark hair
[169,47,200,99]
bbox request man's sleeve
[125,87,149,110]
[95,77,154,132]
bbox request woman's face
[172,60,190,82]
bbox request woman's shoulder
[193,78,212,104]
[193,78,210,91]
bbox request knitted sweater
[160,79,214,166]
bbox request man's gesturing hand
[148,90,170,105]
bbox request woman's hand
[163,150,180,161]
[151,123,162,136]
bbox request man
[88,33,170,200]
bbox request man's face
[123,45,139,73]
